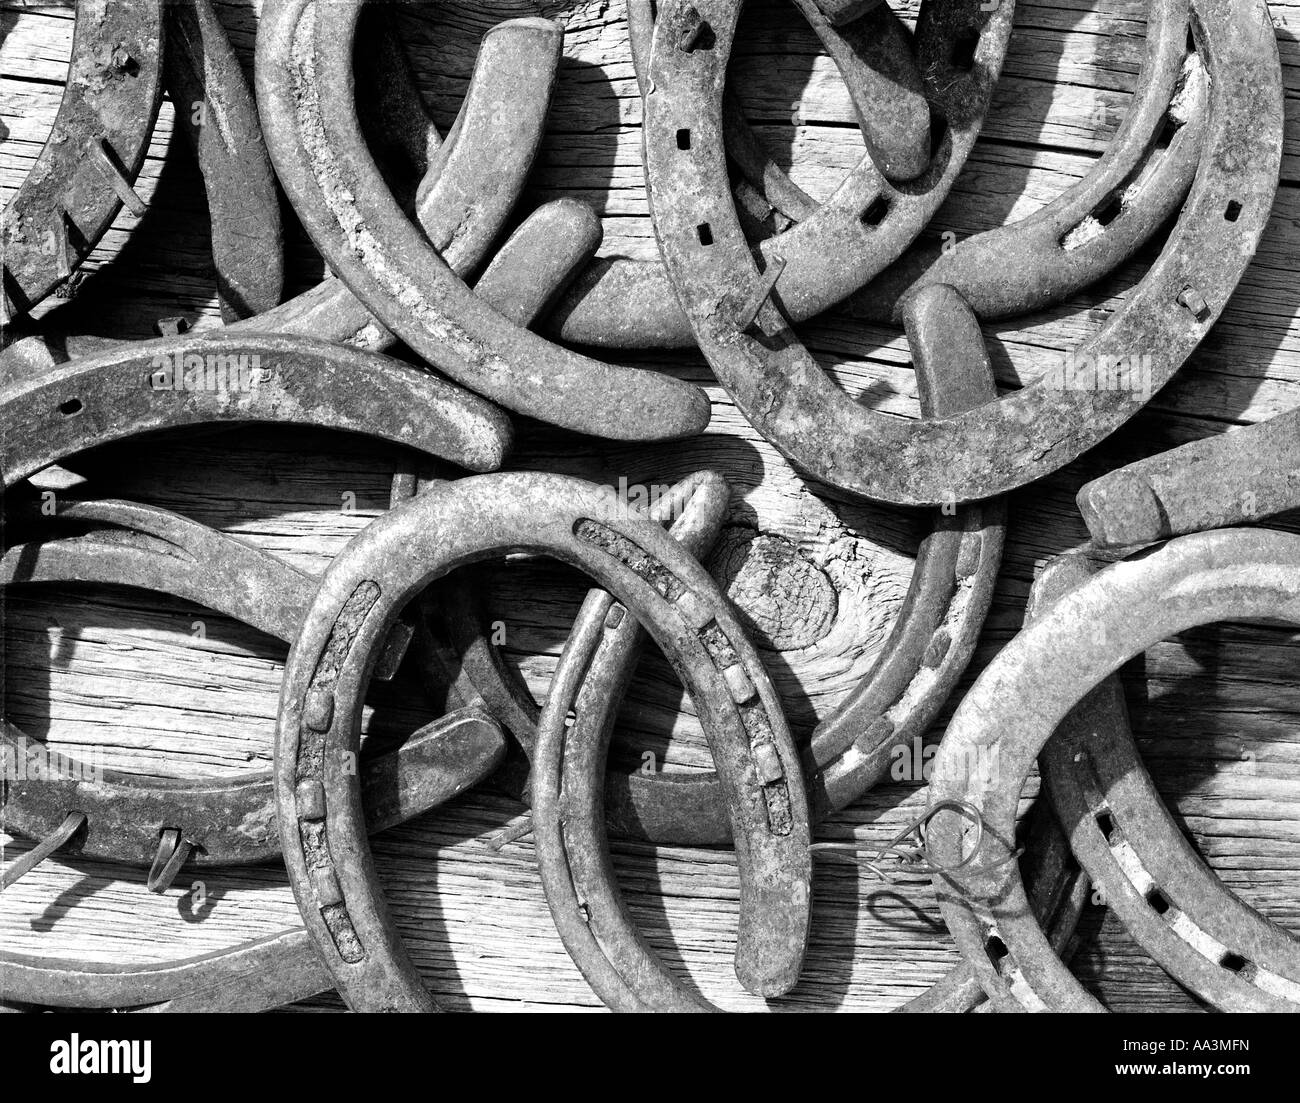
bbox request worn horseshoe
[643,0,1279,506]
[555,0,1014,350]
[163,0,284,321]
[0,0,164,322]
[0,332,512,489]
[537,545,1087,1010]
[462,285,1004,844]
[236,14,566,352]
[531,471,730,1012]
[926,529,1300,1011]
[0,499,506,869]
[0,706,501,1011]
[274,473,811,1009]
[530,472,1044,1013]
[846,0,1207,322]
[787,0,931,183]
[625,0,929,209]
[0,14,592,386]
[1078,406,1300,550]
[256,1,709,442]
[680,0,1203,320]
[1036,555,1300,1012]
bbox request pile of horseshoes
[0,0,1292,1013]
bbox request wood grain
[1,0,1298,1013]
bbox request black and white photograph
[0,0,1294,1074]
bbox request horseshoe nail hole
[1092,193,1123,229]
[1094,810,1116,842]
[1154,112,1179,151]
[861,197,890,227]
[951,30,979,72]
[1145,887,1170,915]
[984,934,1010,964]
[696,222,714,246]
[1219,952,1248,973]
[928,118,948,159]
[1224,200,1243,223]
[681,19,715,52]
[676,128,692,150]
[58,398,83,417]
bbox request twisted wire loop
[810,800,1023,883]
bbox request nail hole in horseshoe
[676,128,692,150]
[984,934,1010,964]
[1094,809,1116,842]
[1154,112,1179,151]
[1219,952,1248,973]
[928,117,949,159]
[58,398,83,417]
[1145,887,1171,915]
[1092,193,1123,228]
[951,30,979,72]
[1224,200,1243,222]
[681,18,715,52]
[861,197,890,227]
[697,222,714,246]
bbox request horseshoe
[0,498,508,871]
[643,0,1279,507]
[625,0,928,209]
[1037,555,1300,1012]
[458,284,1003,844]
[1078,407,1300,549]
[0,14,594,382]
[926,528,1300,1011]
[537,559,1088,1010]
[845,0,1207,322]
[163,0,284,321]
[274,472,811,1009]
[0,705,501,1011]
[531,471,729,1011]
[256,1,709,442]
[0,0,164,322]
[554,0,1014,350]
[0,332,512,489]
[672,0,1204,323]
[234,14,565,352]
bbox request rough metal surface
[0,0,163,321]
[556,0,1014,350]
[256,0,710,441]
[791,0,930,182]
[164,0,284,322]
[1039,555,1300,1012]
[0,497,505,865]
[927,529,1300,1011]
[471,284,1006,845]
[0,707,503,1010]
[643,0,1281,505]
[0,332,513,488]
[1078,408,1300,548]
[273,473,812,1010]
[531,471,730,1012]
[846,0,1204,322]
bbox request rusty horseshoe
[273,472,812,1009]
[255,1,710,442]
[926,529,1300,1011]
